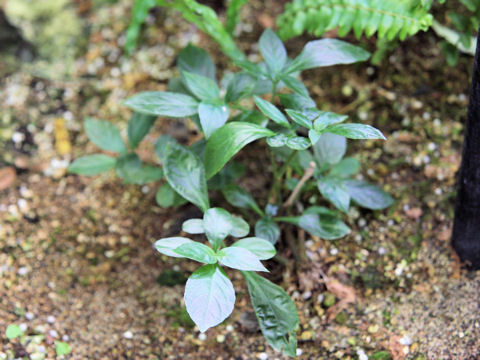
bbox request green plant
[69,29,391,356]
[428,0,478,65]
[276,0,433,41]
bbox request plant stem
[271,80,278,103]
[277,150,298,179]
[267,149,281,204]
[283,161,316,208]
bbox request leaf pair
[69,117,163,184]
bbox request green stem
[271,80,278,103]
[267,149,281,205]
[278,150,298,179]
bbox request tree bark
[452,29,480,269]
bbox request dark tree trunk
[452,29,480,269]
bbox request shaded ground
[1,0,480,359]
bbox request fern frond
[276,0,433,41]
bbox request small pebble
[358,218,367,227]
[226,325,234,332]
[330,248,338,256]
[258,353,268,360]
[49,330,58,338]
[296,348,303,356]
[25,312,34,321]
[62,335,70,341]
[47,316,55,324]
[141,186,150,194]
[18,267,29,276]
[357,348,368,360]
[399,336,413,345]
[435,188,442,195]
[123,331,133,339]
[378,247,386,255]
[198,333,207,341]
[19,323,28,332]
[216,334,225,343]
[302,291,312,300]
[37,345,46,353]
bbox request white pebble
[435,188,442,195]
[357,348,368,360]
[302,291,312,300]
[48,330,58,338]
[258,353,268,360]
[18,267,29,276]
[355,234,362,243]
[198,333,207,341]
[25,312,34,321]
[226,325,234,332]
[12,132,25,144]
[296,348,303,356]
[123,330,133,339]
[216,334,225,343]
[330,248,338,256]
[427,142,436,151]
[47,316,56,324]
[19,323,28,332]
[62,335,70,341]
[358,218,367,227]
[399,336,412,345]
[422,112,431,120]
[378,247,386,255]
[37,345,46,353]
[433,118,441,127]
[141,186,150,194]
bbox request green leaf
[231,237,276,260]
[182,71,220,101]
[279,75,309,97]
[344,180,393,210]
[155,182,187,208]
[163,143,210,212]
[312,111,348,132]
[55,341,71,356]
[127,112,156,149]
[259,28,287,76]
[68,154,116,175]
[234,59,267,77]
[285,39,370,74]
[174,242,217,264]
[317,177,351,213]
[124,0,156,54]
[225,0,249,34]
[222,184,263,216]
[253,96,290,128]
[182,219,204,234]
[230,216,250,238]
[278,207,350,240]
[225,73,256,103]
[255,218,280,245]
[5,324,23,339]
[155,237,193,257]
[198,101,230,139]
[242,272,299,356]
[124,91,199,117]
[208,161,245,190]
[313,133,346,166]
[205,122,275,179]
[266,133,288,148]
[279,93,316,110]
[286,136,310,150]
[203,208,233,249]
[329,157,360,178]
[154,134,178,163]
[184,264,235,332]
[178,44,216,80]
[217,247,268,272]
[84,118,126,153]
[285,109,313,129]
[115,153,163,184]
[233,110,269,127]
[326,123,386,140]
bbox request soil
[1,0,479,359]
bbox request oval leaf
[185,265,235,332]
[326,123,386,140]
[255,218,281,245]
[217,247,268,272]
[317,178,351,213]
[286,39,371,73]
[344,180,393,210]
[198,101,230,139]
[259,28,287,76]
[205,122,275,179]
[222,184,263,215]
[203,208,233,249]
[232,237,276,260]
[127,112,156,149]
[254,96,290,128]
[124,91,199,117]
[155,237,193,258]
[182,219,204,234]
[182,71,220,101]
[68,154,116,175]
[85,118,126,153]
[174,242,217,264]
[230,216,250,238]
[242,272,299,357]
[178,44,216,80]
[164,143,210,212]
[313,133,346,166]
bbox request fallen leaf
[0,167,16,190]
[389,336,406,360]
[258,13,274,29]
[324,278,356,321]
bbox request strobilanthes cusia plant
[69,29,392,356]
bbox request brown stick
[283,161,316,208]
